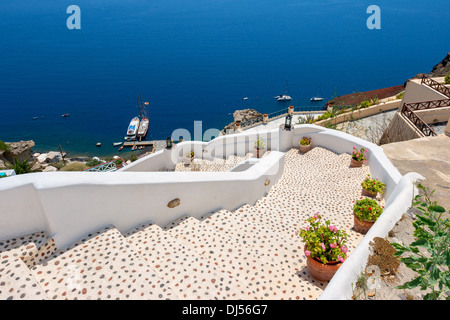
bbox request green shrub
[0,140,10,153]
[86,158,102,167]
[360,101,371,109]
[130,154,137,162]
[60,162,89,171]
[7,159,33,175]
[299,137,311,146]
[317,112,332,121]
[445,74,450,84]
[396,92,404,100]
[361,174,386,194]
[353,198,383,222]
[391,184,449,300]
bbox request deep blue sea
[0,0,448,157]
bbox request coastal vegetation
[0,140,10,153]
[445,74,450,84]
[6,159,33,175]
[391,184,449,300]
[60,162,89,171]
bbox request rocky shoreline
[0,139,154,172]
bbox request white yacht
[126,117,140,140]
[276,81,292,101]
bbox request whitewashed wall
[0,124,416,273]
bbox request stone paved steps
[202,210,304,271]
[0,231,60,300]
[30,226,177,300]
[167,217,322,300]
[0,254,47,300]
[125,223,250,300]
[0,232,57,268]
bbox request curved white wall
[0,123,417,294]
[0,151,285,248]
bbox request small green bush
[60,162,89,171]
[86,158,102,167]
[0,140,10,153]
[396,92,404,100]
[360,101,371,109]
[445,74,450,84]
[361,174,386,194]
[317,112,332,121]
[353,198,383,222]
[130,154,138,162]
[391,184,449,300]
[7,159,33,175]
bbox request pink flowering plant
[297,213,349,265]
[361,174,386,194]
[353,197,383,222]
[300,137,311,146]
[352,146,367,162]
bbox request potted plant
[184,151,194,165]
[297,213,349,281]
[299,137,311,153]
[253,139,266,158]
[361,174,386,198]
[352,197,384,234]
[350,146,367,167]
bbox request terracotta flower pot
[253,147,265,158]
[299,144,311,154]
[305,249,345,281]
[350,158,363,168]
[353,213,375,234]
[362,188,377,198]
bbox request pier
[123,140,155,149]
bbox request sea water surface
[0,0,448,156]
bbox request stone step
[0,232,58,268]
[0,254,47,300]
[167,217,321,300]
[202,210,304,271]
[125,223,250,300]
[30,226,177,300]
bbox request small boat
[138,145,145,150]
[276,81,292,101]
[118,146,123,151]
[113,142,123,147]
[277,94,292,101]
[96,143,102,147]
[242,97,249,100]
[62,113,70,118]
[131,145,137,151]
[33,116,38,120]
[311,86,324,101]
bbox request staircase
[0,147,370,300]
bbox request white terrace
[0,125,422,300]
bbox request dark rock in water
[429,52,450,77]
